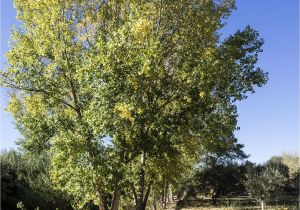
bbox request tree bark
[152,190,157,210]
[136,152,145,209]
[98,193,109,210]
[260,200,265,210]
[161,187,165,209]
[135,152,154,210]
[136,152,146,210]
[111,188,121,210]
[161,179,168,209]
[143,179,153,209]
[164,180,168,207]
[168,184,173,203]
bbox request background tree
[1,0,267,209]
[244,165,286,210]
[281,152,300,176]
[1,150,72,210]
[281,153,300,196]
[194,135,249,205]
[266,153,299,196]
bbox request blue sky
[0,0,299,163]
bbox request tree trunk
[136,193,146,210]
[163,179,168,208]
[169,185,173,203]
[180,187,188,201]
[143,179,153,209]
[212,196,217,206]
[260,200,265,210]
[152,190,157,210]
[111,188,121,210]
[136,152,146,210]
[98,193,109,210]
[136,197,148,210]
[161,187,165,209]
[134,152,154,210]
[99,201,108,210]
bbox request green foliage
[281,152,300,178]
[1,0,268,209]
[195,163,249,202]
[266,156,289,178]
[266,153,299,195]
[1,150,72,210]
[244,166,287,201]
[194,140,249,203]
[16,202,26,210]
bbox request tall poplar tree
[1,0,267,209]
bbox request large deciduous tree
[1,0,267,209]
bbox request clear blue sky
[0,0,299,163]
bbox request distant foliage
[245,166,286,201]
[194,140,250,204]
[266,153,299,195]
[1,150,72,210]
[281,152,300,177]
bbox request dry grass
[180,207,292,210]
[181,207,236,210]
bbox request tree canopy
[1,0,267,209]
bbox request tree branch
[2,80,77,111]
[131,183,138,203]
[143,179,154,208]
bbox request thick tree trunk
[98,204,106,210]
[134,152,154,210]
[135,152,146,210]
[136,200,144,210]
[143,180,153,209]
[136,152,146,210]
[98,193,109,210]
[111,188,121,210]
[162,179,168,209]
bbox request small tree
[245,166,286,210]
[195,136,249,204]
